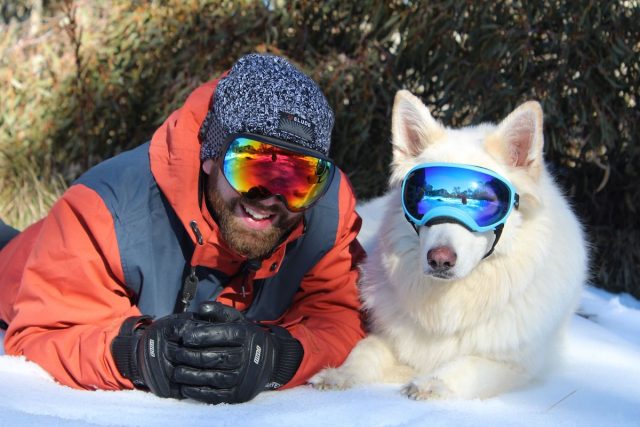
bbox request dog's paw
[309,368,356,391]
[401,377,453,400]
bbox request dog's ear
[486,101,544,179]
[391,90,444,162]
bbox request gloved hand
[111,302,303,404]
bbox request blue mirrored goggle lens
[403,165,513,228]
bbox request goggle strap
[482,224,504,259]
[405,213,420,235]
[402,215,505,259]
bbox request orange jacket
[0,78,365,391]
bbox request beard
[205,171,302,260]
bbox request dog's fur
[310,90,588,399]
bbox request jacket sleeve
[278,171,367,388]
[3,184,140,390]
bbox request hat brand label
[279,112,315,143]
[291,115,311,128]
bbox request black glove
[111,302,304,404]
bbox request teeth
[244,205,271,220]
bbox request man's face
[203,159,303,260]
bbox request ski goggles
[221,133,335,212]
[401,163,519,232]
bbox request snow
[1,195,639,426]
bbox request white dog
[310,90,588,400]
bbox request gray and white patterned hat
[199,54,335,160]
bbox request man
[0,54,365,404]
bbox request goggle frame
[220,133,335,212]
[401,162,520,233]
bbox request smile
[243,204,274,220]
[238,201,278,231]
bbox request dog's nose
[427,246,457,270]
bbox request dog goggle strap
[222,134,335,212]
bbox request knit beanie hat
[199,54,335,160]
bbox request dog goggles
[401,163,519,232]
[221,133,335,212]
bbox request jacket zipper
[178,220,204,312]
[239,259,261,299]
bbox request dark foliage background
[1,0,638,297]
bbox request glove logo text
[254,344,262,364]
[149,339,156,358]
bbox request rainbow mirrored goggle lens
[402,163,519,232]
[222,134,335,212]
